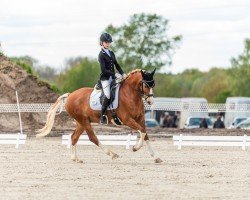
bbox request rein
[139,80,155,100]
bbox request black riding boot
[100,97,110,124]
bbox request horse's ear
[151,68,156,76]
[140,70,144,77]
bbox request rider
[98,33,127,124]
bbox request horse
[36,69,163,163]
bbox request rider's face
[102,41,111,49]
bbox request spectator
[168,116,175,128]
[163,115,175,128]
[200,118,208,128]
[213,115,225,128]
[159,113,165,128]
[173,111,180,128]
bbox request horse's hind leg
[71,123,85,163]
[84,122,119,160]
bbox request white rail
[1,102,250,113]
[173,134,250,150]
[62,134,137,150]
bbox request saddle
[90,79,123,125]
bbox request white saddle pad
[89,84,120,110]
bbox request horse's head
[140,68,156,105]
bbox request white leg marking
[71,145,83,163]
[145,140,163,163]
[146,140,155,157]
[71,145,76,160]
[134,130,146,151]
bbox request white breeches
[101,76,113,99]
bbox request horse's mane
[127,69,142,77]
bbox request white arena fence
[1,91,27,148]
[62,134,137,149]
[1,102,250,113]
[1,93,250,149]
[0,134,27,148]
[173,134,250,150]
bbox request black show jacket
[98,49,124,80]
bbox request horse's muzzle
[147,97,154,105]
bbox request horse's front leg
[124,118,163,163]
[144,134,163,163]
[123,118,146,151]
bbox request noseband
[139,80,155,100]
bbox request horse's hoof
[76,159,83,163]
[71,158,83,163]
[132,146,138,152]
[112,153,119,160]
[154,158,163,163]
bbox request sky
[0,0,250,73]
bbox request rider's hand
[122,73,128,79]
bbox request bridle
[139,79,155,100]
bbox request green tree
[10,56,37,75]
[56,57,99,92]
[35,65,57,84]
[154,69,204,98]
[230,39,250,96]
[10,56,58,84]
[105,13,182,72]
[0,42,4,56]
[10,56,38,68]
[197,68,230,103]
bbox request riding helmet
[100,33,113,43]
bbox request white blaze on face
[147,88,154,105]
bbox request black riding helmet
[100,33,113,43]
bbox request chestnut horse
[36,69,163,163]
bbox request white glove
[122,73,128,79]
[115,73,122,79]
[115,73,123,83]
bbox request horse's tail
[36,93,70,138]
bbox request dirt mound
[0,55,74,133]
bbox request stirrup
[100,115,108,125]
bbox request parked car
[236,118,250,130]
[228,117,248,129]
[145,118,159,127]
[184,117,213,129]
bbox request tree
[230,39,250,96]
[56,57,99,92]
[9,56,57,83]
[35,66,57,84]
[196,68,230,103]
[10,56,38,68]
[154,69,204,98]
[105,13,182,72]
[0,42,4,56]
[10,56,38,75]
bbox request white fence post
[126,133,131,150]
[67,134,71,149]
[242,134,247,151]
[15,91,23,149]
[178,134,183,150]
